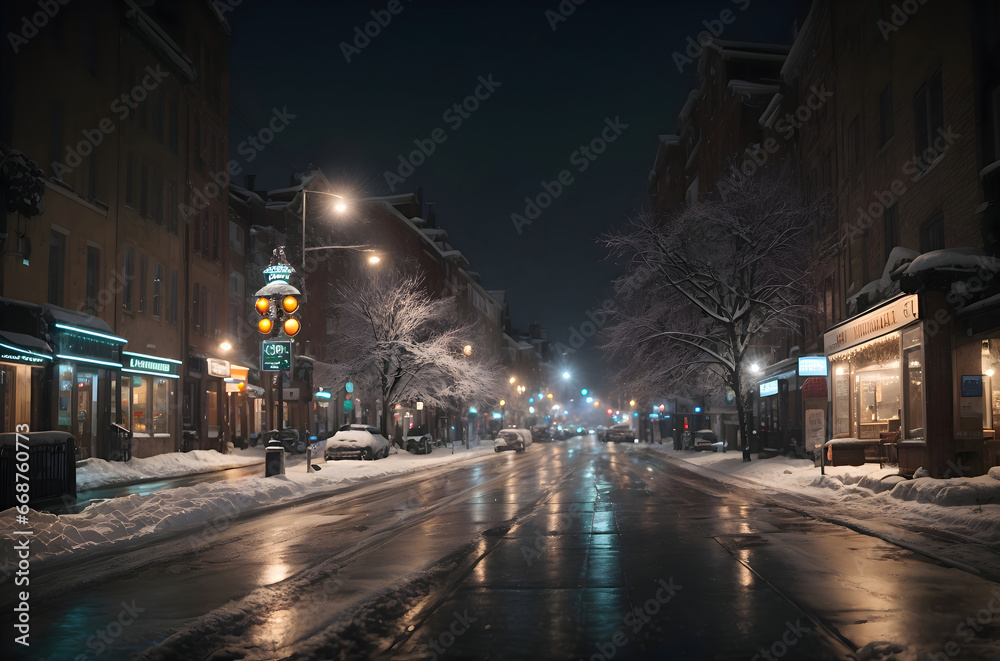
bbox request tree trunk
[732,370,752,463]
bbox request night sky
[228,0,803,394]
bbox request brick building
[649,0,1000,476]
[0,0,234,458]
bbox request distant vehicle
[691,428,726,452]
[494,428,532,453]
[405,431,434,454]
[530,425,551,443]
[602,423,636,443]
[325,425,391,460]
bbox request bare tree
[327,270,505,438]
[603,172,821,461]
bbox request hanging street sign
[262,340,292,371]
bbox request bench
[825,435,897,467]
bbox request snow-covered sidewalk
[0,443,496,572]
[76,448,265,491]
[635,444,1000,580]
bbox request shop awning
[0,330,53,365]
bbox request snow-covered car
[691,428,726,452]
[405,432,434,454]
[602,423,636,443]
[493,428,532,453]
[324,425,391,460]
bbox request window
[138,253,147,314]
[87,151,98,201]
[192,282,201,332]
[153,263,163,319]
[913,70,944,168]
[152,91,164,143]
[125,152,134,206]
[920,214,945,252]
[86,246,100,315]
[847,115,860,166]
[194,115,202,168]
[123,246,134,312]
[884,204,899,261]
[48,229,66,306]
[229,272,244,332]
[230,222,244,254]
[169,270,179,327]
[168,98,179,153]
[902,326,924,439]
[879,85,894,146]
[201,212,210,255]
[211,290,217,336]
[152,170,164,225]
[166,180,178,234]
[210,213,219,260]
[140,161,149,216]
[201,285,208,336]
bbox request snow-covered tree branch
[326,270,505,437]
[602,170,823,461]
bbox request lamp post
[301,189,351,269]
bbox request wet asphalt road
[6,435,1000,660]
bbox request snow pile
[76,448,264,490]
[0,444,496,565]
[887,466,1000,506]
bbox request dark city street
[3,1,1000,659]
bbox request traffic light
[254,294,300,337]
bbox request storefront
[120,351,180,457]
[45,307,127,460]
[824,294,925,473]
[753,355,828,454]
[0,331,51,433]
[0,298,52,433]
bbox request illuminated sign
[315,390,332,400]
[123,352,180,378]
[0,342,51,366]
[825,294,918,354]
[261,340,291,371]
[263,264,294,285]
[798,356,828,376]
[759,380,779,397]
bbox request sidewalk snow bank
[77,449,265,490]
[0,444,496,568]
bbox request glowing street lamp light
[562,371,570,379]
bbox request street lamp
[300,188,378,269]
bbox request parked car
[405,431,434,454]
[530,425,551,443]
[603,423,637,443]
[691,428,726,452]
[324,425,391,460]
[494,428,532,453]
[552,426,571,440]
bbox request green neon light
[123,351,182,364]
[55,324,128,344]
[0,342,52,361]
[56,354,123,368]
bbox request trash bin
[265,438,285,476]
